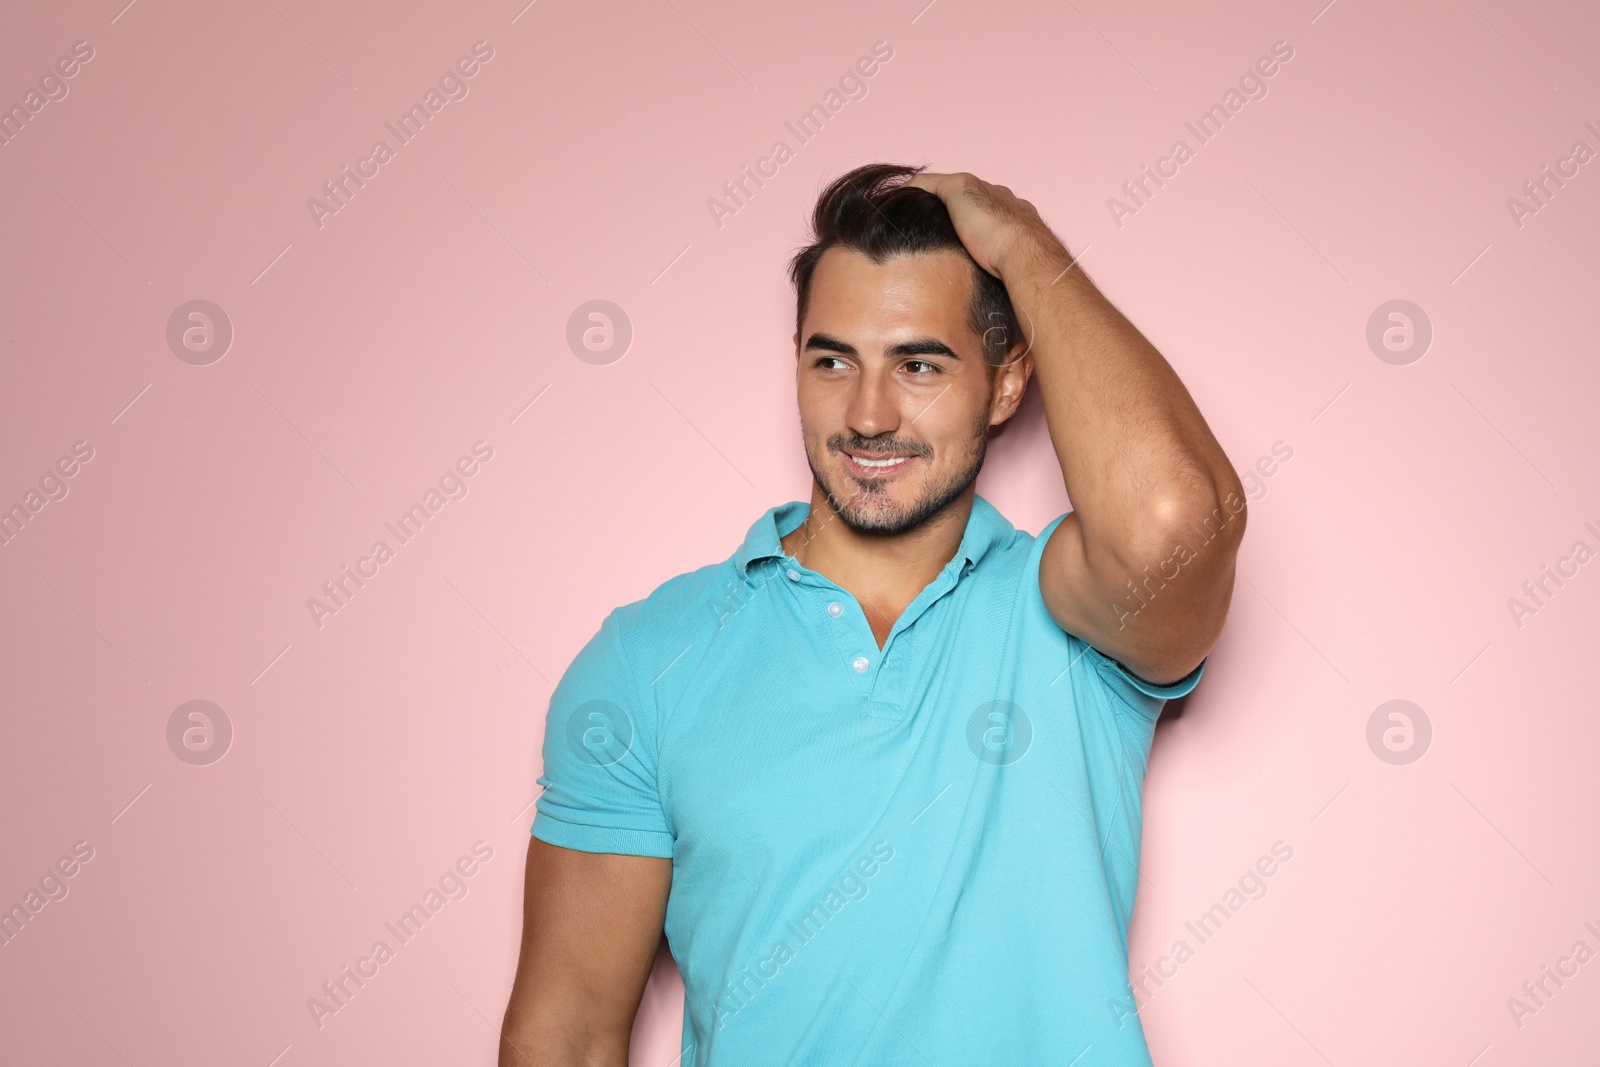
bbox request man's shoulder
[613,555,734,630]
[601,545,747,672]
[607,499,790,639]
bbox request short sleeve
[531,611,675,858]
[1034,510,1207,720]
[1077,634,1206,715]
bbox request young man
[499,164,1246,1065]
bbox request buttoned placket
[778,553,972,720]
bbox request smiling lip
[842,451,919,478]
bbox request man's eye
[904,360,939,375]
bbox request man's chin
[835,504,904,535]
[827,482,922,534]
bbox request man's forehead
[812,245,970,289]
[806,246,973,330]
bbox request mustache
[833,438,928,458]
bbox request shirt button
[827,601,843,617]
[852,656,870,673]
[786,568,801,581]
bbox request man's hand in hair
[905,170,1070,282]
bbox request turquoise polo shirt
[533,492,1205,1066]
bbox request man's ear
[793,331,801,359]
[992,347,1033,421]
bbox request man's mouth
[841,450,919,478]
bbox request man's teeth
[851,453,909,467]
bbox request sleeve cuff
[1096,650,1207,701]
[531,811,675,859]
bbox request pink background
[2,0,1597,1064]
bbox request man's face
[794,246,1026,535]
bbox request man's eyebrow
[803,332,962,360]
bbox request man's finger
[904,172,953,195]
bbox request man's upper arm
[501,837,672,1064]
[532,610,675,857]
[1037,505,1241,688]
[502,609,676,1063]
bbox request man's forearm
[1000,236,1245,558]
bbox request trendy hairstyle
[787,163,1023,369]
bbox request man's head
[787,163,1032,535]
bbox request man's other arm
[499,837,672,1066]
[1017,239,1241,694]
[908,168,1241,684]
[908,172,1247,686]
[1016,233,1245,686]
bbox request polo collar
[734,493,1016,582]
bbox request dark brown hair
[787,163,1023,368]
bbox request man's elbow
[1143,481,1247,562]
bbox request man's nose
[844,367,901,439]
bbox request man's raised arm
[909,171,1246,687]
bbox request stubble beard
[805,402,993,537]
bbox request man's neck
[780,485,973,616]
